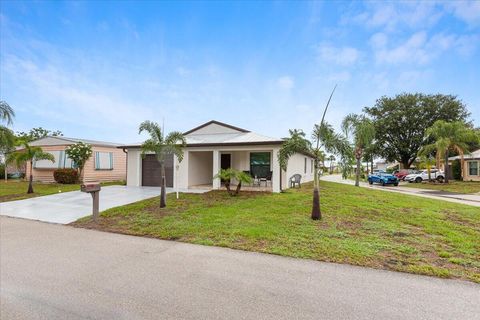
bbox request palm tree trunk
[4,164,7,182]
[355,157,361,187]
[311,160,321,220]
[27,162,34,194]
[160,162,166,208]
[444,150,449,184]
[235,182,242,195]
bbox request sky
[1,1,479,144]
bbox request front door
[220,154,231,184]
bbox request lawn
[0,180,125,202]
[72,181,480,283]
[402,180,480,194]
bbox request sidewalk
[321,175,480,207]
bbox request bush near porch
[72,181,480,283]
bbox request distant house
[120,120,315,192]
[448,149,480,182]
[23,136,126,183]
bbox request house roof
[120,120,284,148]
[28,136,123,148]
[448,149,480,161]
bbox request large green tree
[7,140,55,193]
[364,93,470,169]
[16,127,63,142]
[342,114,375,187]
[139,121,186,208]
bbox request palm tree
[278,129,311,178]
[342,114,375,187]
[214,168,252,196]
[7,140,54,193]
[0,101,15,125]
[139,121,186,207]
[421,120,479,183]
[328,155,335,174]
[0,101,15,181]
[418,154,436,181]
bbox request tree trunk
[235,182,242,195]
[355,157,361,187]
[27,162,34,194]
[4,163,7,182]
[160,162,166,207]
[311,160,321,220]
[444,150,449,184]
[460,152,465,181]
[311,187,321,220]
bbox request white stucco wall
[188,151,213,186]
[284,153,315,188]
[126,149,142,186]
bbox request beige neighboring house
[448,149,480,182]
[120,120,315,193]
[24,136,127,183]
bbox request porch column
[271,148,280,193]
[212,150,220,189]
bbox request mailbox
[81,182,101,193]
[81,182,101,221]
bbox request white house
[120,120,315,192]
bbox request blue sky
[1,1,479,143]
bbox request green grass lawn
[0,180,125,202]
[402,180,480,194]
[72,181,480,283]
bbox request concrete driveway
[1,217,478,320]
[0,186,208,224]
[321,174,480,207]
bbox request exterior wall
[188,151,213,186]
[26,145,126,183]
[284,153,315,189]
[127,149,142,186]
[463,160,480,182]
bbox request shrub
[452,159,462,180]
[53,168,78,184]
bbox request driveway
[321,175,480,207]
[1,217,478,320]
[0,186,208,224]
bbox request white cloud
[446,1,480,27]
[370,31,478,65]
[317,44,360,66]
[277,76,295,90]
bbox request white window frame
[95,151,114,170]
[468,161,479,176]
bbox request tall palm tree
[421,120,479,182]
[139,121,186,207]
[7,140,54,193]
[328,155,335,174]
[0,101,15,180]
[342,114,375,187]
[278,129,311,177]
[418,154,436,181]
[0,101,15,125]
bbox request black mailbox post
[81,182,101,221]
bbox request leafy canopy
[139,121,186,162]
[65,142,93,170]
[7,140,55,167]
[364,93,470,168]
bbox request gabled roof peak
[183,120,250,135]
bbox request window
[34,151,74,169]
[95,152,113,170]
[250,152,270,178]
[304,158,307,174]
[468,161,478,176]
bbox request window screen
[95,152,113,170]
[469,161,478,176]
[250,152,270,178]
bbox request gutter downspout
[122,148,128,185]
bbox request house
[120,120,315,192]
[24,136,127,183]
[448,149,480,182]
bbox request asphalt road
[1,217,479,320]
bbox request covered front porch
[176,146,281,192]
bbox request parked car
[393,169,415,181]
[368,172,399,186]
[404,169,445,183]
